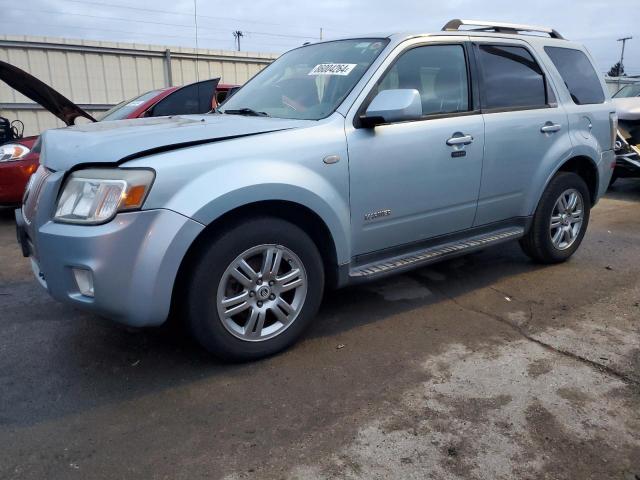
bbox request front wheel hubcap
[549,188,584,250]
[217,244,308,342]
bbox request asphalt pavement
[1,181,639,480]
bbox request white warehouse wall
[0,35,278,137]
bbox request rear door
[472,40,570,225]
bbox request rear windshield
[544,47,605,105]
[99,89,163,121]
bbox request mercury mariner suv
[16,20,617,360]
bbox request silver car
[16,20,616,360]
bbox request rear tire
[186,216,324,361]
[519,172,590,264]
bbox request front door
[346,43,484,256]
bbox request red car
[0,60,237,205]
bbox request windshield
[613,84,640,98]
[220,38,389,120]
[99,89,164,121]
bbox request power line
[3,18,306,51]
[58,0,333,34]
[2,5,196,30]
[319,27,352,35]
[243,30,317,40]
[1,20,308,51]
[7,18,202,41]
[0,5,319,41]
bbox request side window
[376,44,470,116]
[544,47,605,105]
[216,90,229,104]
[150,80,215,117]
[477,45,547,110]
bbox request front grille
[22,166,51,225]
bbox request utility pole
[617,36,632,90]
[233,30,244,51]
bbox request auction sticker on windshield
[309,63,357,76]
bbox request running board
[349,227,524,280]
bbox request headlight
[54,168,155,224]
[0,143,31,162]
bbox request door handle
[540,123,561,133]
[446,134,474,146]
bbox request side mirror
[360,89,422,127]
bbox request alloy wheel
[549,188,584,250]
[216,244,308,342]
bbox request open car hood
[0,60,96,126]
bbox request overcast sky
[3,0,639,75]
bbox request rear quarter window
[544,47,605,105]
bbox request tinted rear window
[544,47,605,105]
[477,45,547,110]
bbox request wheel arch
[170,199,344,319]
[535,154,599,212]
[555,155,599,205]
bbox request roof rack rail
[442,19,564,40]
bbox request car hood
[0,60,96,126]
[39,114,314,171]
[613,97,640,121]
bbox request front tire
[520,172,590,264]
[186,217,324,361]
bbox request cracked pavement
[1,181,639,479]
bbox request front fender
[134,124,351,264]
[138,157,351,264]
[188,164,351,264]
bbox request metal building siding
[0,35,277,137]
[0,108,64,134]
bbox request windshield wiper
[222,107,270,117]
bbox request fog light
[72,268,94,297]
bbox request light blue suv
[16,20,617,360]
